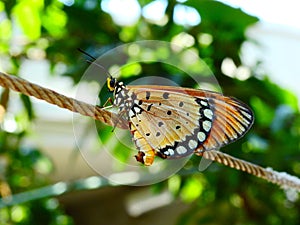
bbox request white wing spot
[197,132,206,142]
[204,109,213,120]
[188,139,198,149]
[134,106,142,114]
[129,110,135,118]
[200,100,208,106]
[115,97,121,104]
[120,90,126,96]
[176,146,187,155]
[168,149,175,156]
[164,151,170,156]
[203,120,212,132]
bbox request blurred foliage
[0,0,300,225]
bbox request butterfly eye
[107,77,116,92]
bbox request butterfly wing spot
[194,96,254,152]
[146,91,151,100]
[202,120,212,132]
[129,110,135,118]
[167,110,172,115]
[203,109,213,120]
[176,146,188,155]
[197,131,206,142]
[133,105,142,114]
[165,148,175,156]
[146,104,153,111]
[179,101,184,107]
[163,92,169,99]
[200,100,208,106]
[188,139,198,149]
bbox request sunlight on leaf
[11,205,28,223]
[13,0,43,40]
[55,215,73,225]
[168,174,181,195]
[0,18,12,52]
[121,62,142,77]
[0,2,4,11]
[42,4,67,38]
[180,175,204,202]
[120,26,138,42]
[0,208,9,222]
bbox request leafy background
[0,0,300,224]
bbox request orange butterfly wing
[126,85,254,164]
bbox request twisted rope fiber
[201,150,300,190]
[0,72,300,191]
[0,72,128,129]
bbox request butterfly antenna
[77,48,112,78]
[77,48,96,60]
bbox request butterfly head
[107,76,126,97]
[107,77,117,92]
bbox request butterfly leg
[100,97,114,108]
[194,150,205,157]
[111,110,128,132]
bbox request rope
[0,71,299,191]
[0,72,128,129]
[199,150,300,191]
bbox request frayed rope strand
[0,72,128,129]
[200,150,300,191]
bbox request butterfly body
[108,78,254,166]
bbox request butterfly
[106,76,254,166]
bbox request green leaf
[20,94,34,120]
[180,175,204,202]
[42,3,67,38]
[12,0,43,40]
[0,18,12,52]
[250,96,275,127]
[185,0,259,31]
